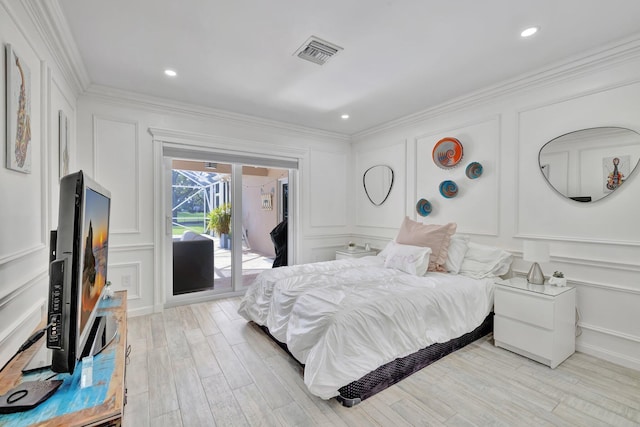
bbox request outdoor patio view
[171,161,287,294]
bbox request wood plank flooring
[123,297,640,426]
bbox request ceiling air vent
[294,36,343,65]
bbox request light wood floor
[123,297,640,427]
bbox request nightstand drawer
[495,315,553,359]
[495,288,554,330]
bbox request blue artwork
[416,198,432,216]
[439,180,458,198]
[465,162,483,179]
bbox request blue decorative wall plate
[416,198,432,216]
[439,180,458,198]
[465,162,483,179]
[432,137,464,169]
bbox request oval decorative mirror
[363,165,394,206]
[539,127,640,202]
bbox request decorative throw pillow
[395,217,457,272]
[445,235,470,274]
[383,242,432,276]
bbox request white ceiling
[57,0,640,135]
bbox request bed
[237,218,513,406]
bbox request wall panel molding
[108,261,142,300]
[572,280,640,297]
[413,115,501,236]
[554,255,640,274]
[0,58,47,267]
[514,233,640,247]
[109,243,154,253]
[515,79,640,246]
[0,297,45,363]
[93,115,141,234]
[0,269,47,309]
[513,251,640,274]
[0,244,46,267]
[579,322,640,344]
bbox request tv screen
[78,185,111,355]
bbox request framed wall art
[59,110,69,178]
[5,44,32,173]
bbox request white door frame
[150,128,305,311]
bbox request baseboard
[127,306,155,318]
[576,342,640,372]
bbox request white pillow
[383,242,432,276]
[377,240,395,259]
[445,235,470,274]
[459,242,513,279]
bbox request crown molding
[17,0,348,142]
[20,0,90,96]
[354,33,640,139]
[85,85,351,143]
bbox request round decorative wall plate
[439,180,458,198]
[416,198,432,216]
[465,161,483,179]
[432,137,464,169]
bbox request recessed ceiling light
[341,114,349,120]
[520,27,539,38]
[164,69,177,77]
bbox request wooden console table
[0,290,128,426]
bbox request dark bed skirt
[257,312,494,407]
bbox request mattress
[238,256,495,400]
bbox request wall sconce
[523,241,549,285]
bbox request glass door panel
[239,166,289,288]
[170,160,232,296]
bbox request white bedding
[237,256,495,399]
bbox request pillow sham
[395,217,457,272]
[445,235,470,274]
[458,242,513,279]
[377,240,395,259]
[383,241,432,276]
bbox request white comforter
[237,256,495,399]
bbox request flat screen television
[46,170,112,374]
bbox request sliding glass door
[165,154,293,304]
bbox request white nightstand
[335,247,377,260]
[494,277,575,368]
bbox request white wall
[0,0,79,367]
[74,91,350,315]
[351,39,640,371]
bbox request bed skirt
[257,312,493,407]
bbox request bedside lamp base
[527,262,545,285]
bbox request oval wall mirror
[363,165,394,206]
[539,127,640,202]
